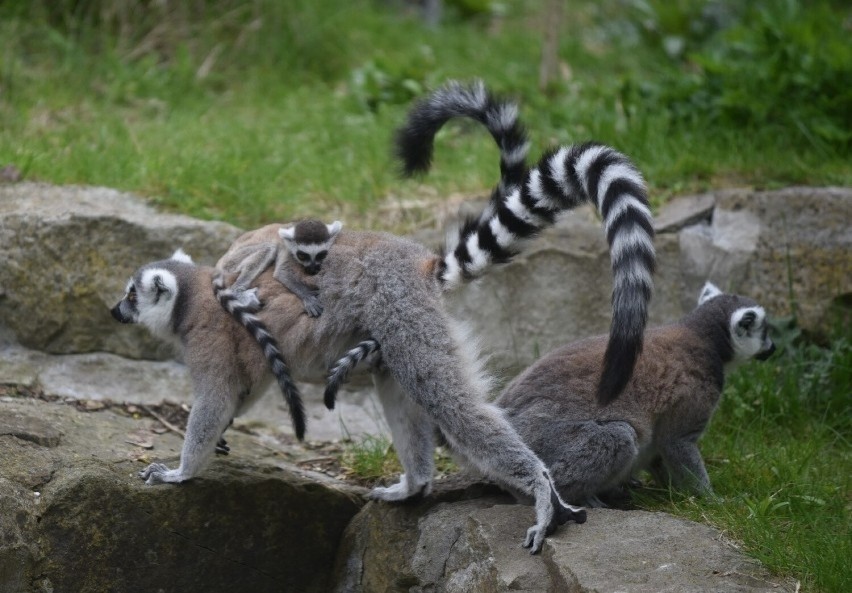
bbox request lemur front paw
[138,463,184,485]
[302,296,323,318]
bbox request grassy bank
[1,0,849,230]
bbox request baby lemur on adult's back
[217,218,342,317]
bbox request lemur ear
[170,249,193,264]
[698,281,722,305]
[327,220,343,237]
[152,275,172,299]
[279,226,296,242]
[738,309,757,330]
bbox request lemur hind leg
[518,418,640,507]
[369,369,435,501]
[435,399,586,553]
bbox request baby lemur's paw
[302,295,323,318]
[233,288,262,311]
[138,463,183,485]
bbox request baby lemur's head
[279,219,342,275]
[696,281,776,366]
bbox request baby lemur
[217,218,342,317]
[112,80,656,553]
[496,282,777,506]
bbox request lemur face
[730,305,776,363]
[110,251,191,339]
[293,245,328,275]
[698,282,776,364]
[279,220,342,276]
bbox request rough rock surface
[0,394,366,593]
[332,482,793,593]
[676,187,851,333]
[0,340,388,444]
[0,183,242,359]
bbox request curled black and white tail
[213,275,306,440]
[323,339,381,410]
[396,82,656,404]
[395,79,530,198]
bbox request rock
[0,183,242,359]
[332,479,793,593]
[653,192,715,233]
[0,341,388,444]
[0,395,365,593]
[677,187,852,335]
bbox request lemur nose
[110,304,131,323]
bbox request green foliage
[341,434,457,484]
[341,435,402,482]
[1,0,850,229]
[621,0,852,152]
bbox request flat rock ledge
[0,390,793,593]
[332,485,792,593]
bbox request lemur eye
[296,251,309,261]
[127,288,137,303]
[316,251,327,261]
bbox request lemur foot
[302,295,323,318]
[215,437,230,455]
[369,475,431,502]
[138,463,185,485]
[233,287,262,310]
[522,485,587,554]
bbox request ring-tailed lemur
[495,282,777,506]
[216,218,342,317]
[110,249,307,474]
[324,79,656,406]
[113,81,654,553]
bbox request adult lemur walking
[112,81,655,553]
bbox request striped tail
[395,79,530,198]
[446,143,656,404]
[213,275,306,440]
[323,339,382,410]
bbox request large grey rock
[677,187,851,333]
[0,342,388,443]
[332,484,793,593]
[0,183,242,359]
[0,395,366,593]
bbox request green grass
[341,434,457,485]
[633,335,851,593]
[1,0,849,230]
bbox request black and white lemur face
[110,249,193,341]
[279,220,342,276]
[698,281,776,366]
